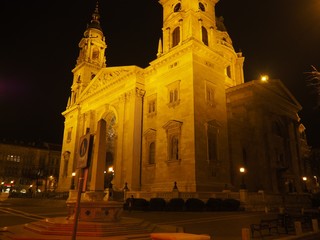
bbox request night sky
[1,0,320,147]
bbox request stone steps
[23,217,156,237]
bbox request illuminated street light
[260,75,269,82]
[239,167,246,189]
[70,172,76,190]
[302,176,308,192]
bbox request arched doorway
[103,111,117,189]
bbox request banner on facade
[77,133,91,169]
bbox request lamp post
[70,172,76,190]
[10,180,14,192]
[239,167,246,189]
[302,176,308,192]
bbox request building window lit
[172,27,180,48]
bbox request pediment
[162,120,183,130]
[260,80,302,109]
[80,66,140,101]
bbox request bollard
[294,221,302,235]
[312,219,319,232]
[242,228,251,240]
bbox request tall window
[202,26,208,46]
[226,65,231,78]
[172,27,180,48]
[167,80,181,107]
[163,120,183,162]
[92,47,99,60]
[147,94,157,117]
[169,89,179,103]
[149,142,156,164]
[144,129,157,165]
[206,121,219,162]
[66,128,72,143]
[205,82,216,107]
[171,136,179,160]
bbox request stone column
[89,119,107,192]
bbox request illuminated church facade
[58,0,309,194]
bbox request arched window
[202,26,208,46]
[172,27,180,48]
[174,3,181,12]
[149,142,156,164]
[226,65,231,78]
[199,2,205,11]
[92,47,99,60]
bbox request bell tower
[157,0,244,87]
[68,1,107,107]
[158,0,219,54]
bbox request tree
[306,65,320,108]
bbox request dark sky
[1,0,320,147]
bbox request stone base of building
[66,190,123,222]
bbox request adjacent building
[0,140,61,193]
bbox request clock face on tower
[79,138,88,158]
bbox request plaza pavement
[1,198,320,240]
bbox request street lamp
[239,167,246,189]
[70,172,76,190]
[302,176,308,192]
[260,75,269,82]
